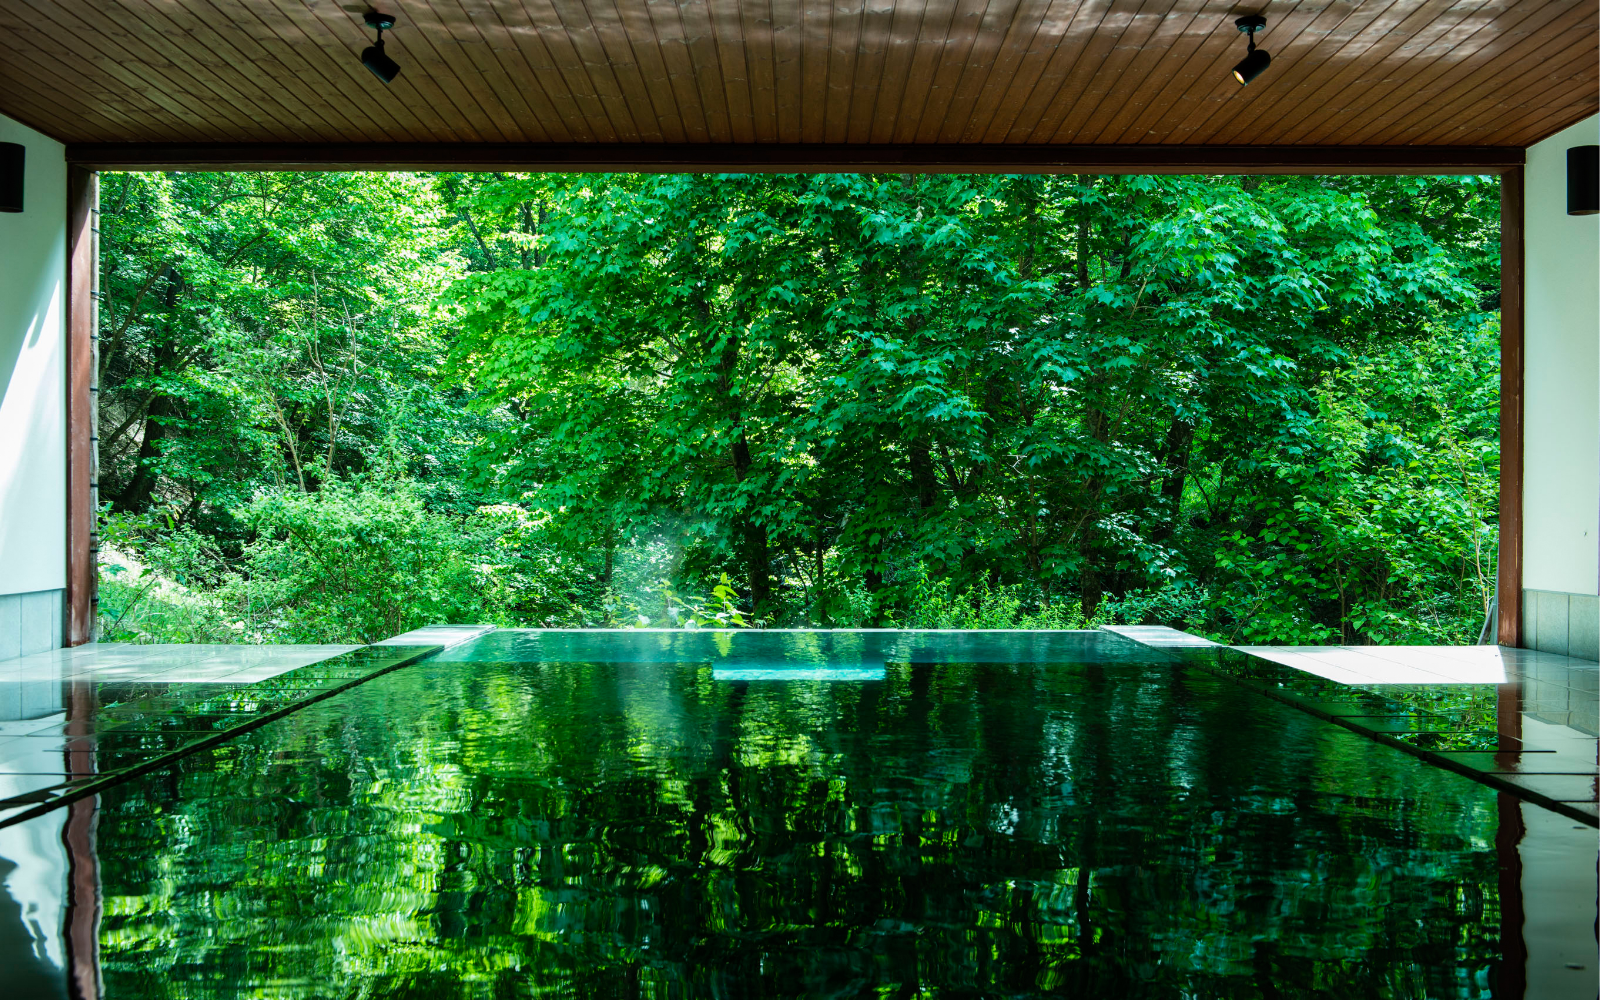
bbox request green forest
[95,170,1502,646]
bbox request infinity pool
[21,631,1510,997]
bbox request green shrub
[899,568,1099,630]
[237,480,484,643]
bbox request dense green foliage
[99,170,1500,644]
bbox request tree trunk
[909,441,938,509]
[717,325,771,613]
[742,518,772,611]
[117,394,177,511]
[1154,418,1194,540]
[1076,175,1093,289]
[729,431,772,609]
[1080,564,1104,622]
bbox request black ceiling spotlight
[361,11,400,84]
[0,143,22,214]
[1569,145,1599,216]
[1232,15,1271,85]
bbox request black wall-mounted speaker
[0,143,23,214]
[1569,145,1599,216]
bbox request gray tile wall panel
[18,590,54,657]
[1523,588,1548,652]
[0,595,19,663]
[1540,590,1571,656]
[0,589,65,663]
[1568,595,1600,662]
[1523,594,1539,651]
[1522,589,1600,663]
[0,665,19,721]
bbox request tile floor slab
[376,624,494,648]
[0,643,360,686]
[0,774,93,807]
[1115,626,1598,824]
[1340,645,1509,684]
[1558,801,1598,819]
[1421,751,1592,775]
[0,768,101,778]
[1523,678,1575,707]
[1101,625,1217,648]
[1525,710,1581,728]
[1566,672,1600,696]
[1504,648,1600,673]
[0,804,50,825]
[23,735,204,765]
[0,738,78,771]
[1238,646,1472,684]
[1496,773,1600,801]
[0,643,443,829]
[1519,716,1600,749]
[1230,647,1379,684]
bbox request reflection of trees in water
[94,659,1500,997]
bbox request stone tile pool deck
[0,626,493,827]
[1137,632,1597,824]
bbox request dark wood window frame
[65,167,96,647]
[60,146,1526,647]
[1497,167,1525,648]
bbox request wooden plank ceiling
[0,0,1594,151]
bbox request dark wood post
[1497,167,1524,648]
[1494,791,1527,997]
[61,679,101,1000]
[65,167,97,646]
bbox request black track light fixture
[1232,15,1270,85]
[361,11,400,84]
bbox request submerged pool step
[712,663,887,681]
[0,643,443,829]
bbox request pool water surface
[39,631,1512,996]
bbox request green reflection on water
[94,650,1502,998]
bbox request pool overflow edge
[1096,627,1600,829]
[0,642,446,830]
[5,625,1592,830]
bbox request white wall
[0,114,67,600]
[1523,114,1600,597]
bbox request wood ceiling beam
[64,142,1524,173]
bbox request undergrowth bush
[102,482,485,644]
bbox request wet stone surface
[0,644,441,824]
[5,634,1524,998]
